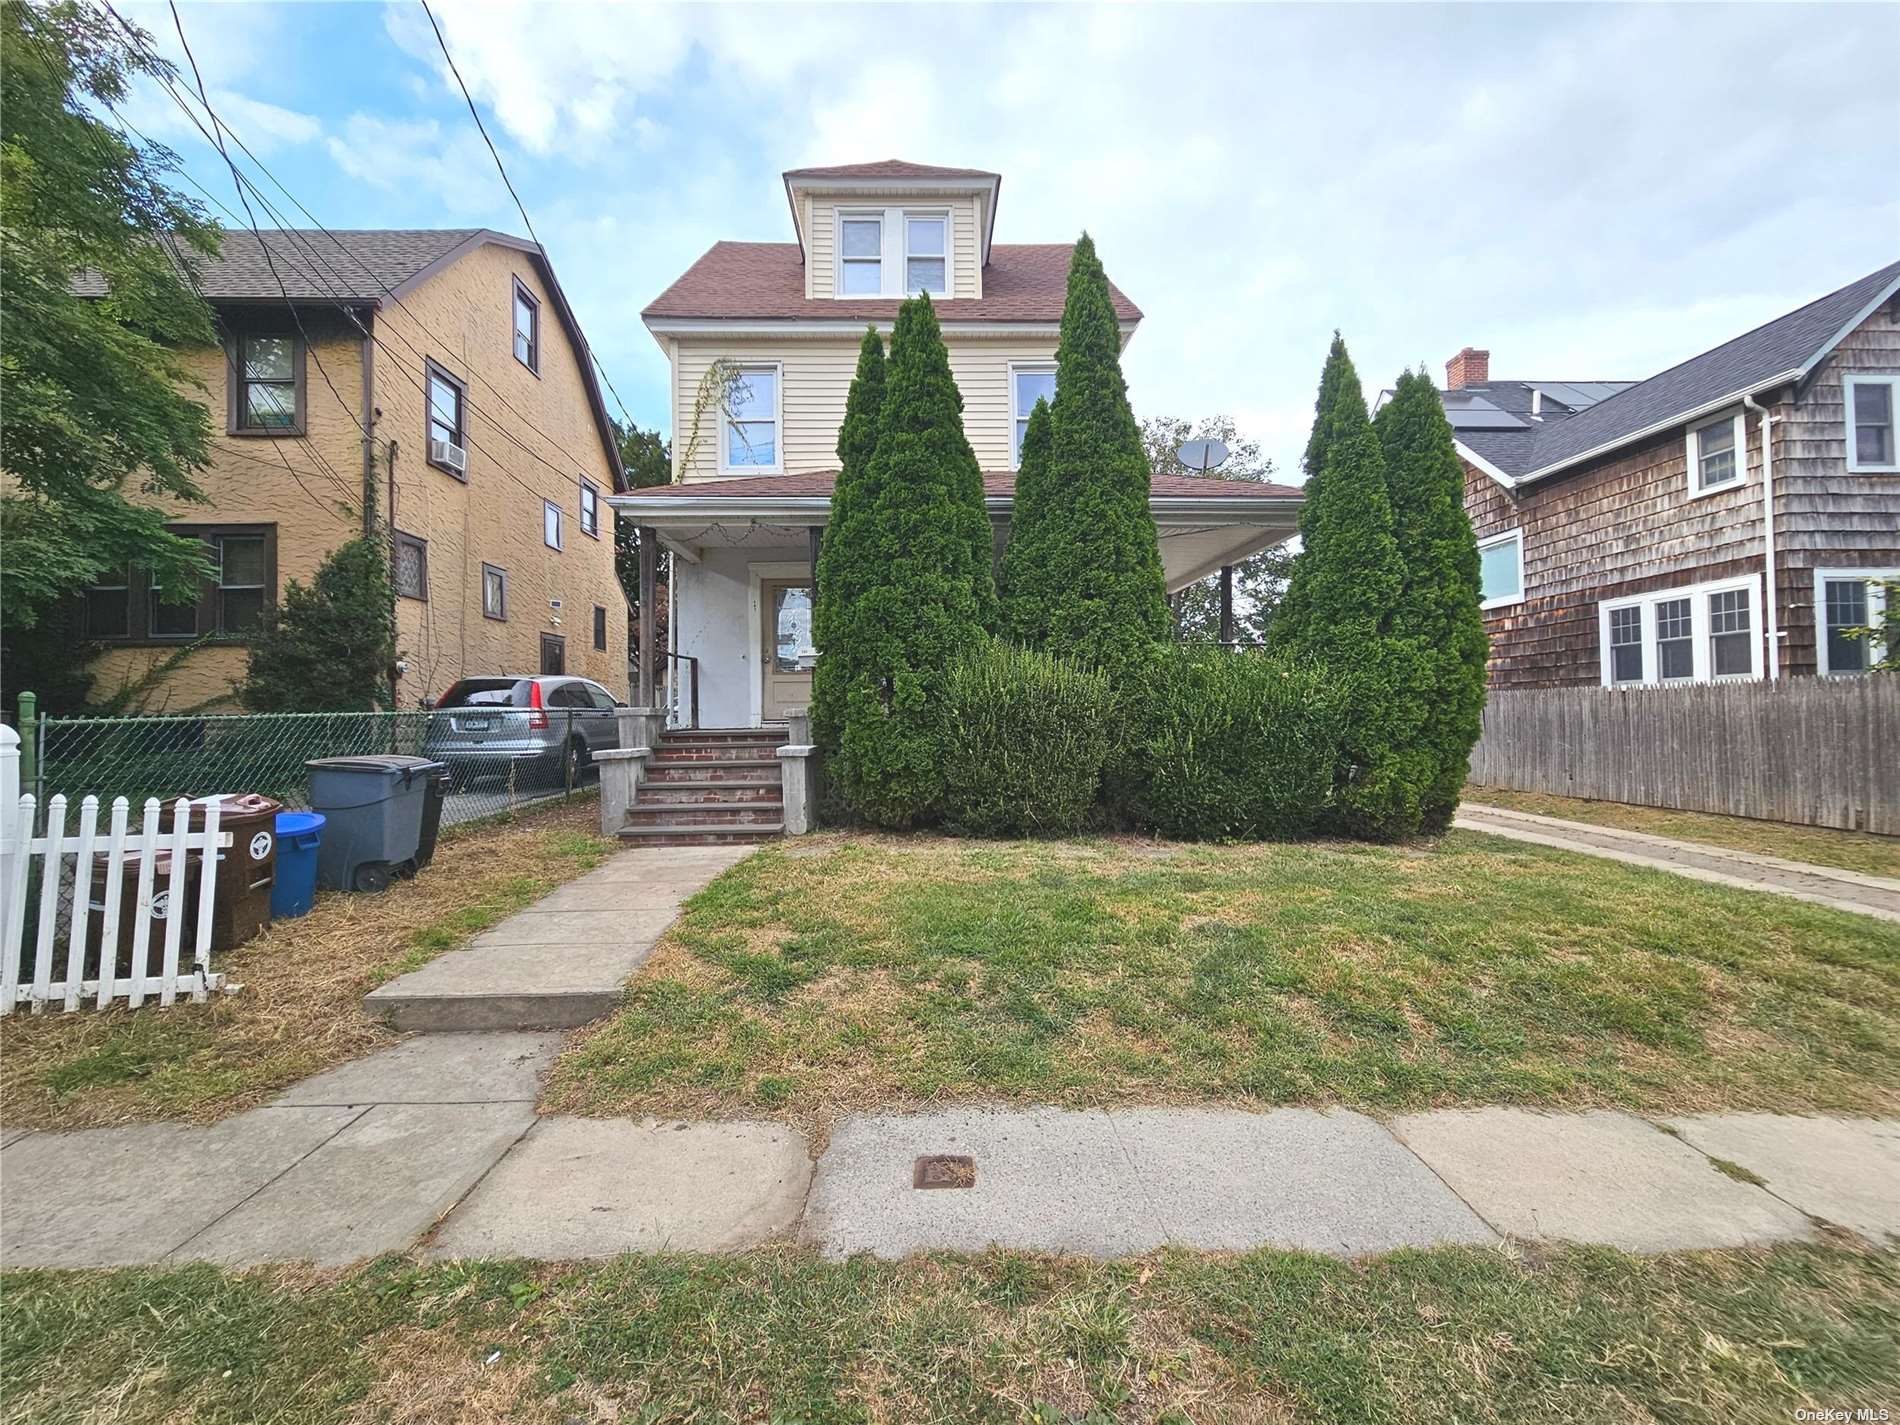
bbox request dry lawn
[1466,786,1900,878]
[547,829,1900,1140]
[0,801,614,1131]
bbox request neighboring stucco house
[1410,259,1900,689]
[75,228,629,711]
[613,159,1300,729]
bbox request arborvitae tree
[997,395,1053,638]
[1268,337,1424,839]
[239,537,398,712]
[810,326,887,754]
[1376,367,1489,829]
[1002,233,1169,676]
[831,295,991,827]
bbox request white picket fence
[0,725,228,1014]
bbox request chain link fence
[28,708,615,832]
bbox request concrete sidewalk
[4,1029,1894,1268]
[363,844,753,1031]
[1457,804,1900,924]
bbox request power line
[417,0,639,432]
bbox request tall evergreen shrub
[1268,338,1425,838]
[239,537,397,712]
[831,295,992,827]
[1375,368,1488,829]
[1001,234,1168,677]
[810,326,886,754]
[997,395,1053,638]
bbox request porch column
[637,526,657,706]
[807,525,822,592]
[1219,565,1235,647]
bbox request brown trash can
[84,850,202,979]
[188,794,283,952]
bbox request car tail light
[527,681,548,730]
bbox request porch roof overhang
[607,470,1302,593]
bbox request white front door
[760,577,815,722]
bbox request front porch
[610,470,1302,731]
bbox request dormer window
[905,216,946,295]
[840,217,882,294]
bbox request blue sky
[122,1,1899,477]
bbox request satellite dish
[1176,438,1230,473]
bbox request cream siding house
[617,159,1301,733]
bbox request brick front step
[644,762,779,786]
[626,802,784,828]
[618,822,785,846]
[637,781,783,806]
[651,745,786,764]
[660,728,789,744]
[648,754,782,773]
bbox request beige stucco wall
[803,191,982,301]
[672,334,1058,481]
[90,239,628,712]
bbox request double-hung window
[213,533,268,635]
[1011,364,1056,466]
[905,215,946,295]
[1845,376,1899,472]
[1599,576,1762,686]
[579,479,601,538]
[512,278,539,372]
[723,365,779,471]
[1477,529,1524,609]
[1686,409,1745,495]
[97,524,275,642]
[426,361,467,477]
[1815,568,1897,674]
[840,215,883,294]
[482,563,507,621]
[230,334,303,434]
[84,565,132,640]
[543,499,564,551]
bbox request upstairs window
[1476,529,1524,609]
[1011,364,1056,466]
[593,604,608,651]
[426,361,467,478]
[905,215,946,295]
[579,478,601,538]
[512,278,540,373]
[230,333,303,434]
[840,216,882,294]
[1686,409,1744,495]
[1817,568,1897,674]
[482,563,507,621]
[543,499,564,551]
[722,365,779,471]
[1845,375,1898,472]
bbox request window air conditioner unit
[430,439,467,473]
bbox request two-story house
[76,228,629,711]
[613,160,1300,729]
[1412,259,1900,689]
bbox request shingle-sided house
[613,159,1300,729]
[72,229,629,711]
[1419,259,1900,689]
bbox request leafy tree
[1002,234,1169,677]
[810,327,886,753]
[0,0,220,651]
[831,296,992,827]
[239,538,398,712]
[1141,413,1291,643]
[1375,368,1488,829]
[1269,336,1425,839]
[612,420,671,680]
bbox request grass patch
[547,831,1900,1132]
[1466,787,1900,879]
[1,1244,1894,1423]
[0,802,614,1132]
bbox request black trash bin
[414,768,451,871]
[305,755,446,892]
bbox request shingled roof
[782,159,999,182]
[642,241,1140,324]
[1462,258,1900,483]
[72,228,483,302]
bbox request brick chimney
[1446,347,1490,390]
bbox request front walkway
[1458,803,1900,923]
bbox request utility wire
[417,0,639,432]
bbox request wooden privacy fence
[1467,677,1900,835]
[0,726,228,1014]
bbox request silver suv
[421,675,625,790]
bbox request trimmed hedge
[1113,647,1353,841]
[936,641,1112,836]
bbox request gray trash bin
[305,755,447,892]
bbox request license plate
[460,717,493,733]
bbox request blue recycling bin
[270,810,325,919]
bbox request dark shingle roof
[622,470,1298,501]
[782,160,999,182]
[73,229,485,302]
[1461,259,1900,480]
[643,241,1140,324]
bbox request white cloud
[324,115,508,215]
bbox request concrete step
[660,727,789,743]
[618,822,785,846]
[637,781,783,806]
[626,802,785,828]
